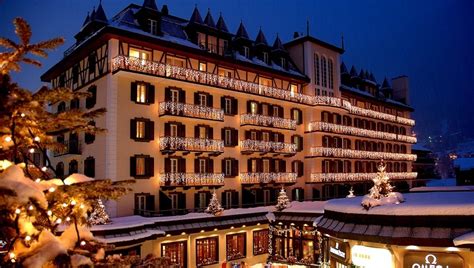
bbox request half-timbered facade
[41,0,416,219]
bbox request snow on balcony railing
[310,172,418,183]
[112,55,415,126]
[310,147,417,161]
[240,114,297,130]
[159,101,224,121]
[307,121,417,143]
[160,173,225,186]
[240,139,297,154]
[159,137,224,153]
[240,172,297,184]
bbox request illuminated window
[136,121,146,139]
[263,159,270,173]
[162,241,186,268]
[218,68,232,78]
[261,104,268,116]
[199,159,207,174]
[253,230,268,255]
[136,83,147,103]
[129,48,149,64]
[170,124,178,137]
[243,46,250,58]
[196,237,218,266]
[170,158,178,173]
[290,84,298,97]
[199,62,207,72]
[226,233,246,260]
[251,159,257,173]
[250,102,258,115]
[136,157,146,176]
[166,56,185,67]
[263,52,269,64]
[147,19,158,35]
[262,132,269,142]
[199,127,207,139]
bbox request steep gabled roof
[189,6,203,24]
[235,21,250,39]
[142,0,158,10]
[359,69,366,79]
[216,13,228,32]
[381,77,391,89]
[369,72,377,83]
[94,2,108,22]
[204,9,216,28]
[350,65,358,77]
[340,61,348,74]
[272,34,284,51]
[255,28,268,46]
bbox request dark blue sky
[1,0,473,143]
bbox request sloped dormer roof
[82,12,91,26]
[142,0,158,11]
[235,21,250,40]
[272,34,284,51]
[359,69,366,79]
[350,65,358,77]
[94,2,108,22]
[189,6,203,24]
[369,72,377,83]
[381,77,391,89]
[204,9,216,28]
[340,61,348,74]
[216,13,229,32]
[255,28,268,46]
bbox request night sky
[1,0,473,145]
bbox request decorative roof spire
[90,6,96,21]
[94,1,108,22]
[381,77,391,89]
[204,8,216,28]
[350,65,358,77]
[216,12,228,32]
[272,34,284,50]
[161,4,169,15]
[142,0,158,10]
[369,72,377,82]
[255,27,268,45]
[189,5,203,24]
[235,21,249,39]
[359,69,366,79]
[340,61,348,74]
[82,11,90,26]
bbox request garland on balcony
[159,137,224,152]
[240,173,297,184]
[240,139,297,154]
[310,147,417,161]
[310,172,418,183]
[241,114,297,130]
[159,173,224,186]
[159,101,224,121]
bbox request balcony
[309,147,417,161]
[53,140,82,157]
[112,55,415,126]
[240,114,297,130]
[159,101,224,121]
[159,173,224,187]
[308,121,417,143]
[240,140,297,155]
[240,172,297,184]
[159,137,224,154]
[310,172,418,183]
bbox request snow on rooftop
[453,231,474,246]
[454,157,474,170]
[411,185,474,192]
[324,191,474,216]
[283,201,326,214]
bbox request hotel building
[41,1,416,219]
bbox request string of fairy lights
[240,114,297,130]
[159,136,224,152]
[308,121,417,143]
[159,173,225,186]
[112,56,415,126]
[159,101,224,121]
[240,139,297,154]
[240,172,297,184]
[310,147,417,161]
[310,172,418,183]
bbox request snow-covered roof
[282,201,326,214]
[454,157,474,171]
[324,192,474,216]
[453,231,474,246]
[410,185,474,192]
[340,84,413,109]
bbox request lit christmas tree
[275,187,289,211]
[0,18,134,267]
[361,160,404,209]
[346,186,355,198]
[88,199,110,225]
[204,190,224,216]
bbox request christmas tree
[0,18,134,267]
[346,186,355,198]
[275,187,289,211]
[88,199,110,225]
[204,190,224,216]
[361,160,404,209]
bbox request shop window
[253,230,269,255]
[226,233,246,261]
[162,241,187,268]
[196,237,218,266]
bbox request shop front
[403,251,464,268]
[328,239,350,268]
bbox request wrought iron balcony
[310,172,418,183]
[159,101,224,121]
[160,173,225,186]
[240,139,297,155]
[309,147,417,161]
[159,136,224,153]
[53,140,82,157]
[240,114,297,130]
[240,172,297,184]
[112,55,415,126]
[308,121,417,143]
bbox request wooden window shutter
[131,82,137,101]
[145,157,154,176]
[159,191,172,212]
[147,84,155,104]
[178,124,185,137]
[232,98,238,115]
[194,125,199,138]
[164,158,171,173]
[194,193,199,209]
[179,89,185,103]
[257,159,263,172]
[280,159,286,172]
[279,106,284,118]
[130,156,136,176]
[247,159,252,172]
[164,122,171,136]
[279,133,284,143]
[130,119,137,139]
[221,96,226,111]
[179,158,186,173]
[245,130,251,140]
[194,158,199,173]
[194,92,199,105]
[232,129,238,146]
[231,191,238,207]
[221,192,228,208]
[205,192,212,206]
[208,127,213,139]
[246,100,252,113]
[146,120,154,140]
[232,159,238,176]
[165,87,171,101]
[207,94,213,107]
[146,195,155,211]
[178,193,186,209]
[208,158,214,173]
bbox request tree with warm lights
[204,190,224,216]
[0,18,133,267]
[275,187,289,211]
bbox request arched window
[343,160,351,173]
[68,160,78,175]
[343,116,352,126]
[85,121,96,144]
[377,122,384,132]
[84,156,95,178]
[321,111,331,123]
[400,127,406,135]
[57,102,66,113]
[401,145,407,154]
[56,162,64,178]
[386,143,392,152]
[70,98,80,110]
[321,56,327,87]
[328,59,334,89]
[323,136,330,147]
[401,163,407,172]
[314,54,320,86]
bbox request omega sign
[329,239,349,262]
[404,252,464,268]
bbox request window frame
[226,233,246,261]
[196,237,219,266]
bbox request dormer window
[280,57,286,68]
[263,52,269,64]
[243,46,250,58]
[148,19,158,35]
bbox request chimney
[391,75,410,105]
[293,32,300,39]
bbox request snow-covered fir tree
[88,199,110,225]
[275,187,290,211]
[204,190,224,216]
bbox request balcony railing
[159,101,224,121]
[310,147,417,161]
[159,137,224,153]
[160,173,225,186]
[240,172,297,184]
[54,140,81,156]
[241,114,297,130]
[310,172,418,183]
[112,55,415,126]
[240,140,297,154]
[308,121,417,143]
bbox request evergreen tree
[88,199,110,225]
[368,160,394,199]
[204,190,224,216]
[275,187,289,211]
